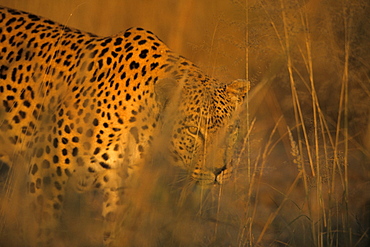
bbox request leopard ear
[225,79,250,104]
[154,78,179,108]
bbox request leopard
[0,5,248,246]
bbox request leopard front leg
[99,170,130,247]
[102,186,124,246]
[27,161,69,246]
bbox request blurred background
[0,0,369,246]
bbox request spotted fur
[0,6,248,246]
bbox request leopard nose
[213,165,227,177]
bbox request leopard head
[156,76,248,185]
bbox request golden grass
[0,0,369,246]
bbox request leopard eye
[187,126,198,135]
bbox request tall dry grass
[0,0,369,246]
